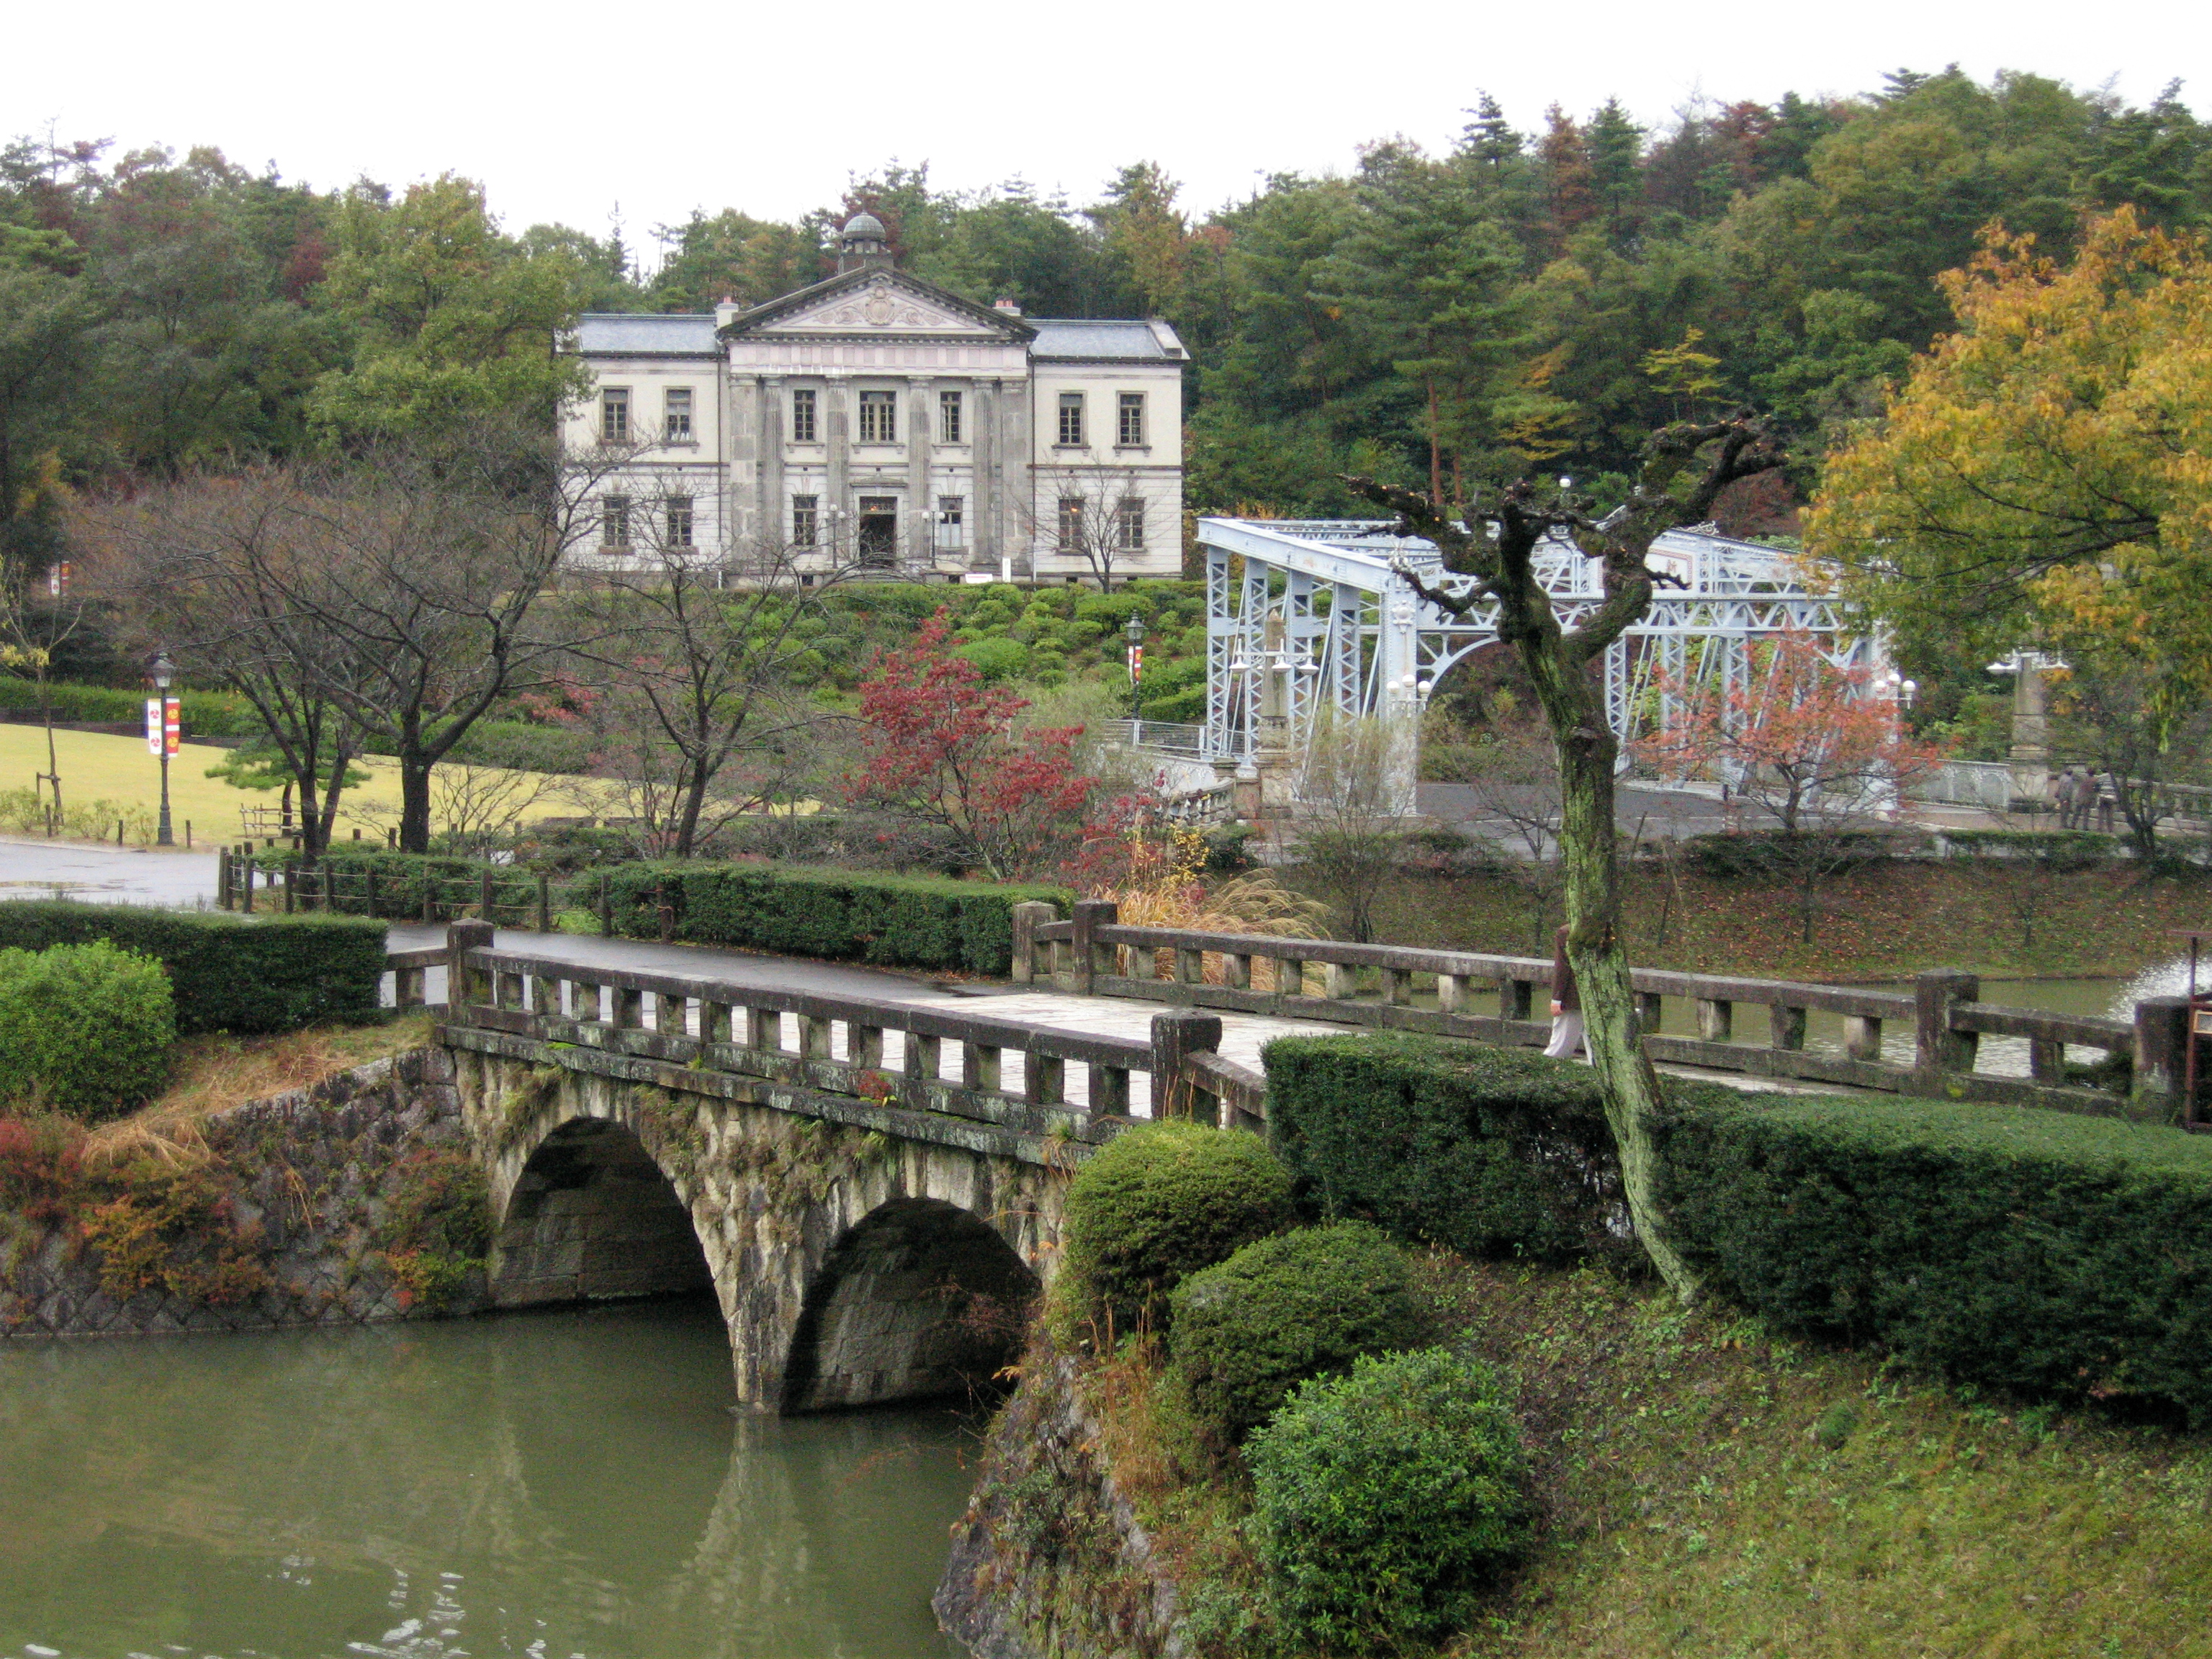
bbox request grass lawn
[0,726,605,848]
[1348,862,2212,981]
[1092,1256,2212,1658]
[81,1013,438,1169]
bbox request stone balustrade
[1016,900,2189,1122]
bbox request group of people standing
[2054,765,2121,832]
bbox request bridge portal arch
[782,1197,1037,1414]
[458,1048,1069,1414]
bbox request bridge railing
[424,922,1265,1141]
[1015,900,2189,1121]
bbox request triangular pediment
[722,269,1033,343]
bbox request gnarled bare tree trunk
[1348,415,1782,1298]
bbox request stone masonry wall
[0,1048,487,1339]
[935,1340,1187,1659]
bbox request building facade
[564,215,1188,583]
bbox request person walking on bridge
[1545,922,1591,1063]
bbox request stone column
[825,375,850,550]
[757,375,783,561]
[908,374,932,576]
[974,380,998,575]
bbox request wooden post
[479,867,495,920]
[240,852,255,912]
[364,867,377,917]
[1069,899,1118,995]
[655,880,675,943]
[282,860,297,914]
[1010,901,1056,985]
[216,848,230,909]
[536,872,552,934]
[1915,969,1980,1079]
[184,820,192,849]
[445,918,496,1015]
[1151,1011,1224,1125]
[598,873,613,938]
[421,876,435,925]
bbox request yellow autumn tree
[1809,207,2212,719]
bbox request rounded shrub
[1057,1120,1294,1340]
[0,940,175,1122]
[1248,1348,1531,1653]
[1169,1220,1429,1444]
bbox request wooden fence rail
[1012,900,2196,1123]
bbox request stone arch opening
[782,1197,1038,1414]
[493,1116,714,1308]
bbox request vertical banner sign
[1127,644,1143,683]
[163,696,181,757]
[145,699,162,755]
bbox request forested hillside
[5,66,2206,580]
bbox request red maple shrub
[844,611,1097,880]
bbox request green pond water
[0,1298,973,1659]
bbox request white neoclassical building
[563,214,1189,583]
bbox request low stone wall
[935,1342,1186,1659]
[0,1048,487,1339]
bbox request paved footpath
[0,838,1836,1104]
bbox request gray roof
[575,313,719,357]
[1028,319,1187,362]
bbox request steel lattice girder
[1196,517,1874,770]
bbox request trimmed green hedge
[589,861,1069,976]
[1267,1030,2212,1424]
[0,940,175,1120]
[1170,1220,1428,1445]
[1261,1032,1624,1264]
[1663,1087,2212,1425]
[0,902,386,1034]
[0,676,258,735]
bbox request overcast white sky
[12,0,2204,266]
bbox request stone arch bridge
[425,923,1263,1413]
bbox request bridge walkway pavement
[387,922,1352,1117]
[390,922,1858,1110]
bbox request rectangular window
[936,495,966,550]
[1056,392,1084,447]
[1117,392,1146,447]
[600,387,630,442]
[792,494,818,547]
[938,390,963,444]
[1116,497,1146,552]
[664,387,693,441]
[600,493,630,549]
[858,389,897,444]
[1057,495,1086,549]
[665,495,695,548]
[791,388,817,444]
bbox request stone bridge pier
[452,1046,1066,1413]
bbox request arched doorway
[782,1198,1038,1414]
[493,1117,714,1307]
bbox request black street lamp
[151,650,175,847]
[1123,613,1146,723]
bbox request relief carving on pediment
[771,284,1002,336]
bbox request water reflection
[0,1298,971,1659]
